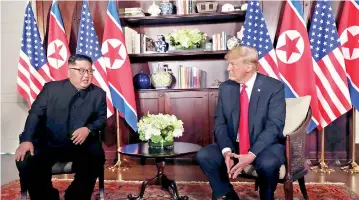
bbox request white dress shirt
[221,72,257,157]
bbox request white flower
[144,124,161,140]
[173,128,183,137]
[144,131,152,140]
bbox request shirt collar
[65,79,92,98]
[242,72,257,89]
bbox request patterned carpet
[2,179,359,200]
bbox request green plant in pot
[138,113,184,149]
[165,28,207,50]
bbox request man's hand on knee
[71,127,90,145]
[229,153,256,179]
[15,142,34,162]
[224,152,235,178]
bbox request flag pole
[110,109,130,171]
[116,109,121,166]
[311,128,335,173]
[341,108,359,173]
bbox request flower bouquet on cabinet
[165,28,207,51]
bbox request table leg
[127,158,188,200]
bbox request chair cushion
[283,96,311,136]
[242,164,286,179]
[51,162,73,174]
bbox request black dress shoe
[223,190,240,200]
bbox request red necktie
[239,84,250,154]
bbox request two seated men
[16,46,285,200]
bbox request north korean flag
[276,0,321,132]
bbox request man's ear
[245,63,253,72]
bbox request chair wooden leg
[283,181,293,200]
[298,177,309,200]
[254,179,259,191]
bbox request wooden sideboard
[132,88,218,147]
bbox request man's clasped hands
[224,152,256,179]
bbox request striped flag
[102,0,138,131]
[17,2,52,107]
[338,0,359,111]
[276,0,321,132]
[76,0,114,118]
[309,0,352,128]
[47,0,70,80]
[241,0,279,79]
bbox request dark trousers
[16,139,105,200]
[196,143,284,200]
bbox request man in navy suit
[196,46,286,200]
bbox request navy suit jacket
[214,73,286,162]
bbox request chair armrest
[285,108,312,179]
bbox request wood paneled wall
[35,1,353,165]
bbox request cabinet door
[164,91,209,146]
[124,91,165,143]
[208,90,219,144]
[136,91,165,117]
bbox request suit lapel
[231,83,240,136]
[249,74,263,134]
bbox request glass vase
[149,139,174,150]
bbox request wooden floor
[57,157,359,194]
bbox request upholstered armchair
[239,96,312,200]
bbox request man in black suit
[196,46,286,200]
[15,54,107,200]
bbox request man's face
[227,57,250,84]
[68,60,93,89]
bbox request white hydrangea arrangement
[137,113,184,144]
[165,28,207,49]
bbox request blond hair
[225,46,259,71]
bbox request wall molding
[1,93,27,103]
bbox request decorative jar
[148,1,161,16]
[151,71,172,89]
[227,36,241,50]
[159,1,174,15]
[133,71,151,90]
[155,35,169,53]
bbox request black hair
[68,54,93,65]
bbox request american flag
[17,2,52,107]
[241,0,279,79]
[338,0,359,111]
[309,0,352,128]
[76,0,114,118]
[102,0,138,131]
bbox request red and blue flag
[47,0,70,80]
[276,0,321,132]
[102,0,138,131]
[338,0,359,111]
